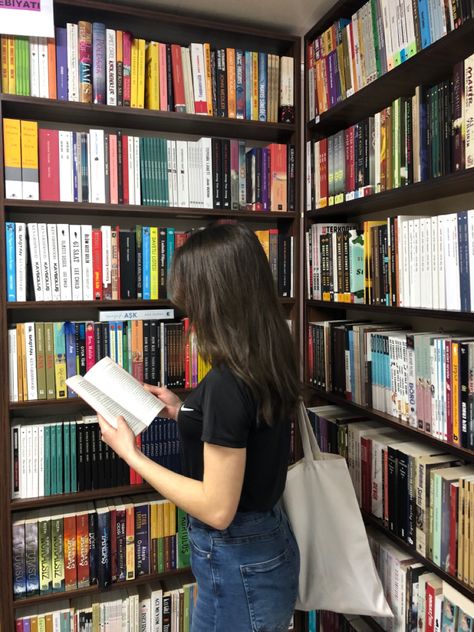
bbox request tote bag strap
[297,399,322,461]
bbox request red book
[110,505,117,582]
[308,325,314,384]
[134,435,143,484]
[425,581,436,632]
[15,621,23,632]
[109,133,118,205]
[39,129,60,201]
[383,448,389,524]
[449,481,459,577]
[174,231,188,249]
[269,143,287,212]
[130,459,136,485]
[92,229,103,301]
[76,510,90,588]
[348,126,356,196]
[159,42,168,111]
[183,317,190,389]
[122,134,129,204]
[446,340,453,443]
[122,31,132,106]
[85,320,95,371]
[64,513,77,591]
[171,44,186,112]
[360,436,372,513]
[319,137,328,206]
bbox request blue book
[92,23,106,104]
[55,27,68,101]
[64,322,77,397]
[80,133,89,202]
[25,520,39,596]
[12,519,26,599]
[44,424,51,496]
[88,510,97,585]
[236,50,245,119]
[135,502,150,576]
[142,226,151,300]
[72,132,79,202]
[5,222,16,301]
[70,421,77,493]
[245,51,252,120]
[458,212,471,311]
[166,227,175,275]
[258,52,267,122]
[96,501,111,589]
[50,423,57,495]
[418,0,431,49]
[349,331,355,398]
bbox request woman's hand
[97,414,138,464]
[144,384,183,421]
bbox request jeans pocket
[188,525,213,559]
[240,548,298,632]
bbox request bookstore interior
[3,0,474,630]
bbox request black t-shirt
[177,365,290,512]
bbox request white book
[66,356,166,435]
[27,223,44,301]
[38,424,44,498]
[423,216,433,309]
[86,132,92,203]
[59,130,74,202]
[308,65,315,122]
[201,137,213,209]
[99,308,174,322]
[409,218,421,307]
[171,140,178,208]
[176,140,189,207]
[431,216,439,309]
[31,425,39,498]
[400,216,410,307]
[465,54,474,169]
[313,141,321,207]
[38,37,49,99]
[25,424,33,497]
[69,224,83,301]
[190,43,207,114]
[66,24,79,101]
[404,0,416,55]
[25,322,37,401]
[19,426,27,498]
[106,29,117,106]
[15,222,27,302]
[57,223,72,301]
[166,140,174,207]
[81,225,94,301]
[434,593,443,632]
[305,141,311,211]
[181,46,195,114]
[188,141,197,208]
[75,131,83,203]
[127,135,135,205]
[468,210,474,311]
[101,225,112,295]
[8,329,19,403]
[47,223,61,301]
[38,223,53,301]
[444,213,461,310]
[346,24,356,97]
[437,214,446,310]
[29,37,40,97]
[150,584,163,632]
[280,56,294,111]
[134,136,141,205]
[90,129,106,203]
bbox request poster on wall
[0,0,54,37]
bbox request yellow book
[38,616,46,632]
[3,118,22,199]
[7,36,15,94]
[169,501,176,537]
[252,52,259,121]
[125,500,135,580]
[130,38,139,108]
[157,499,165,540]
[164,500,171,538]
[363,221,385,305]
[53,322,67,399]
[150,226,159,299]
[145,41,159,110]
[203,43,213,116]
[255,230,270,260]
[453,342,460,446]
[1,35,9,93]
[30,617,39,632]
[20,120,39,200]
[16,323,25,401]
[137,38,146,109]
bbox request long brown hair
[168,222,300,426]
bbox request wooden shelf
[9,390,191,410]
[307,300,474,322]
[306,170,474,220]
[307,386,474,462]
[12,567,191,609]
[306,18,474,137]
[10,483,153,511]
[3,198,297,221]
[0,95,295,143]
[362,511,474,601]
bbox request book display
[0,0,300,628]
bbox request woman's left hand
[97,414,138,463]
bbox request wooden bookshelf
[0,0,301,628]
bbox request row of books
[12,496,189,598]
[0,27,294,122]
[306,213,474,311]
[307,321,474,450]
[3,119,296,211]
[317,614,371,632]
[5,222,294,302]
[7,317,211,403]
[15,578,197,632]
[10,415,180,500]
[309,406,474,608]
[15,577,197,632]
[306,56,474,211]
[307,0,474,120]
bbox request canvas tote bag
[282,400,392,616]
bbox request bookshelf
[305,0,474,629]
[0,1,301,629]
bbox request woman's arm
[98,415,245,530]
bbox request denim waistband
[188,503,282,532]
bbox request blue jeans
[187,504,300,632]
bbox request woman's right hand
[144,384,183,421]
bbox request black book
[77,420,85,491]
[406,97,413,185]
[90,421,98,489]
[212,138,222,208]
[443,79,452,176]
[166,44,174,111]
[387,446,399,534]
[96,502,111,589]
[245,149,253,208]
[150,320,158,386]
[88,510,97,585]
[460,341,471,448]
[397,449,409,541]
[278,234,291,297]
[101,322,110,358]
[210,48,218,116]
[97,425,105,488]
[162,593,172,632]
[119,230,137,299]
[356,121,364,190]
[83,420,92,491]
[216,48,228,117]
[143,320,151,383]
[287,144,296,211]
[135,227,143,299]
[159,228,167,298]
[399,99,406,187]
[255,147,262,210]
[222,139,231,208]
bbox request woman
[98,222,301,631]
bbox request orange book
[226,48,236,118]
[269,143,287,212]
[76,509,90,588]
[47,38,57,99]
[44,614,53,632]
[1,36,9,93]
[203,43,213,116]
[255,230,270,259]
[125,499,135,580]
[131,319,144,382]
[7,36,15,94]
[109,133,118,204]
[452,342,461,447]
[63,512,77,591]
[315,59,325,115]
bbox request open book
[65,357,166,435]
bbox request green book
[183,583,191,630]
[157,537,165,574]
[14,37,23,95]
[63,422,70,494]
[38,512,52,594]
[51,514,65,592]
[56,423,63,494]
[50,423,57,495]
[177,507,190,569]
[70,421,77,493]
[35,322,47,399]
[44,323,55,399]
[392,98,401,189]
[162,138,169,207]
[370,0,381,79]
[151,136,160,206]
[22,37,30,95]
[44,425,51,496]
[122,321,129,373]
[139,136,149,206]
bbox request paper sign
[0,0,54,37]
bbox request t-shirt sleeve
[201,369,255,448]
